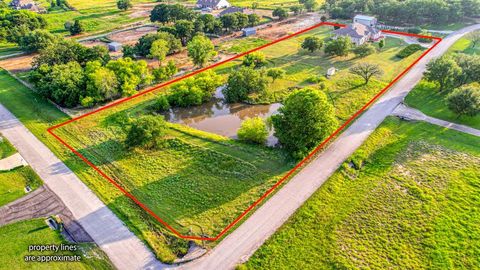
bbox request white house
[196,0,231,10]
[353,14,377,27]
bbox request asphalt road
[180,24,480,270]
[0,104,164,270]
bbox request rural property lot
[48,22,440,255]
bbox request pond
[163,87,281,146]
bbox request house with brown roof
[333,17,382,46]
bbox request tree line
[325,0,480,25]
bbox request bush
[242,51,267,68]
[126,115,168,149]
[396,44,423,58]
[306,75,326,84]
[154,95,170,112]
[352,43,376,57]
[168,84,204,107]
[237,117,268,144]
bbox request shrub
[396,44,423,58]
[242,52,267,68]
[126,115,168,149]
[154,95,170,112]
[447,84,480,118]
[237,117,268,144]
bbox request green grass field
[245,117,480,269]
[0,135,16,159]
[405,32,480,129]
[227,0,323,9]
[0,219,112,270]
[0,166,43,207]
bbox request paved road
[393,104,480,137]
[181,24,480,270]
[0,104,164,270]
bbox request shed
[108,42,122,52]
[327,67,336,77]
[242,27,256,37]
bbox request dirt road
[179,23,480,270]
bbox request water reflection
[163,87,281,146]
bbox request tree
[149,39,169,65]
[455,54,480,86]
[69,20,83,35]
[290,6,305,15]
[117,0,132,11]
[122,44,136,58]
[174,20,195,46]
[198,14,217,33]
[223,66,268,103]
[466,31,480,48]
[272,7,289,20]
[154,95,170,112]
[106,58,152,96]
[220,13,239,32]
[0,8,47,43]
[187,35,216,67]
[31,61,86,108]
[299,0,318,11]
[150,4,194,24]
[320,15,327,22]
[378,39,385,50]
[271,88,337,159]
[248,13,260,26]
[447,84,480,118]
[126,116,168,149]
[135,32,182,57]
[84,61,120,104]
[267,68,286,82]
[251,2,259,10]
[424,56,462,91]
[301,36,323,52]
[236,13,249,29]
[242,51,267,68]
[352,43,376,57]
[153,60,177,83]
[324,37,352,56]
[237,117,268,144]
[17,29,58,52]
[349,63,383,84]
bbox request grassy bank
[0,135,16,159]
[0,219,112,270]
[405,32,480,129]
[245,117,480,269]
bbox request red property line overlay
[48,22,442,242]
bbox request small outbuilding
[326,67,336,77]
[108,42,122,52]
[242,27,256,37]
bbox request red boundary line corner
[47,21,442,242]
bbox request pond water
[163,87,281,146]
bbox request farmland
[0,23,427,262]
[405,31,480,130]
[245,117,480,269]
[0,219,113,269]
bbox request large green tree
[187,35,216,67]
[135,32,182,57]
[17,29,58,52]
[447,84,480,118]
[223,66,268,103]
[106,58,152,96]
[149,39,169,65]
[174,20,195,46]
[349,63,383,84]
[117,0,132,10]
[272,88,338,159]
[424,56,462,91]
[84,60,120,105]
[324,37,352,57]
[301,36,323,53]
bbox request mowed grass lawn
[0,219,112,270]
[245,117,480,269]
[0,135,16,159]
[0,166,43,207]
[405,32,480,129]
